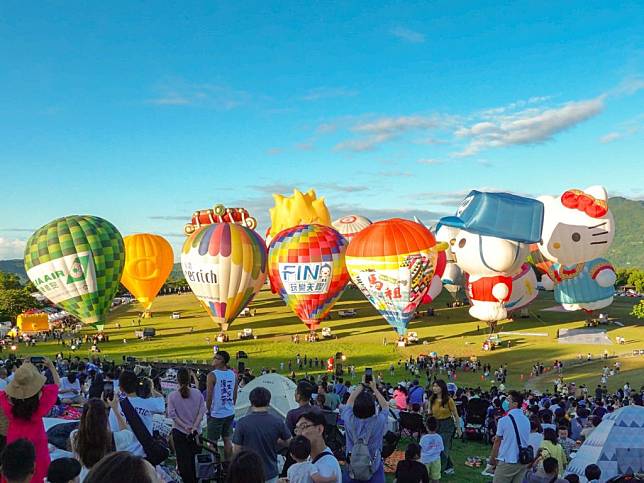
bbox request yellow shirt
[430,397,457,420]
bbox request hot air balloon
[332,215,372,243]
[505,263,538,313]
[24,216,125,331]
[181,223,267,333]
[421,250,446,305]
[268,224,349,332]
[121,234,174,318]
[537,186,616,312]
[345,219,446,335]
[268,189,332,238]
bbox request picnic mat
[384,450,405,473]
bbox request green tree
[0,272,23,290]
[632,300,644,319]
[0,289,40,321]
[627,269,644,294]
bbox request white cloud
[453,97,604,156]
[0,238,26,260]
[334,133,394,152]
[417,158,442,165]
[147,81,250,110]
[300,87,358,101]
[354,115,441,134]
[608,76,644,97]
[390,27,426,44]
[599,132,623,144]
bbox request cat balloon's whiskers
[591,231,609,236]
[590,241,608,245]
[587,222,607,230]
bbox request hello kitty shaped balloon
[537,186,616,312]
[438,191,544,326]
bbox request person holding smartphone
[340,377,389,483]
[0,358,61,483]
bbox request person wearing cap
[0,359,61,483]
[46,457,81,483]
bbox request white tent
[565,405,644,482]
[234,373,298,420]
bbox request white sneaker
[444,468,455,475]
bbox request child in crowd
[584,464,601,483]
[1,439,35,483]
[420,416,443,482]
[394,443,429,483]
[284,435,335,483]
[47,458,82,483]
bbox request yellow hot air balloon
[121,234,174,317]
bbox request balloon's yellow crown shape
[268,189,332,237]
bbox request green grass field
[16,288,643,393]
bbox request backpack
[347,422,376,481]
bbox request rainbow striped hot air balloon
[181,223,267,332]
[345,218,446,335]
[268,224,350,331]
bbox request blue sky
[1,1,643,259]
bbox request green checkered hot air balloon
[24,216,125,329]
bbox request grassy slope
[16,288,643,394]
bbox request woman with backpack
[340,378,389,483]
[426,379,461,476]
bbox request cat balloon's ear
[583,185,608,201]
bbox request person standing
[206,350,238,465]
[167,368,206,483]
[286,381,320,435]
[489,390,530,483]
[426,380,461,476]
[294,412,342,483]
[0,360,61,483]
[341,379,389,483]
[108,370,165,458]
[232,387,291,483]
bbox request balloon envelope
[121,234,174,313]
[505,263,538,313]
[332,215,372,242]
[24,215,125,327]
[345,218,445,335]
[268,224,349,330]
[181,223,267,331]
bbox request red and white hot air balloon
[332,215,372,243]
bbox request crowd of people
[0,349,639,483]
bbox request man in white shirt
[59,372,82,404]
[109,370,165,457]
[490,391,530,483]
[294,411,341,483]
[206,351,238,464]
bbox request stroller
[462,398,490,442]
[194,434,226,483]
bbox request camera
[30,356,45,364]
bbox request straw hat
[5,363,46,399]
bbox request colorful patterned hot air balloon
[345,219,446,335]
[181,223,267,332]
[121,234,174,317]
[268,224,350,331]
[332,215,372,242]
[24,216,125,330]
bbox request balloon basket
[142,312,152,319]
